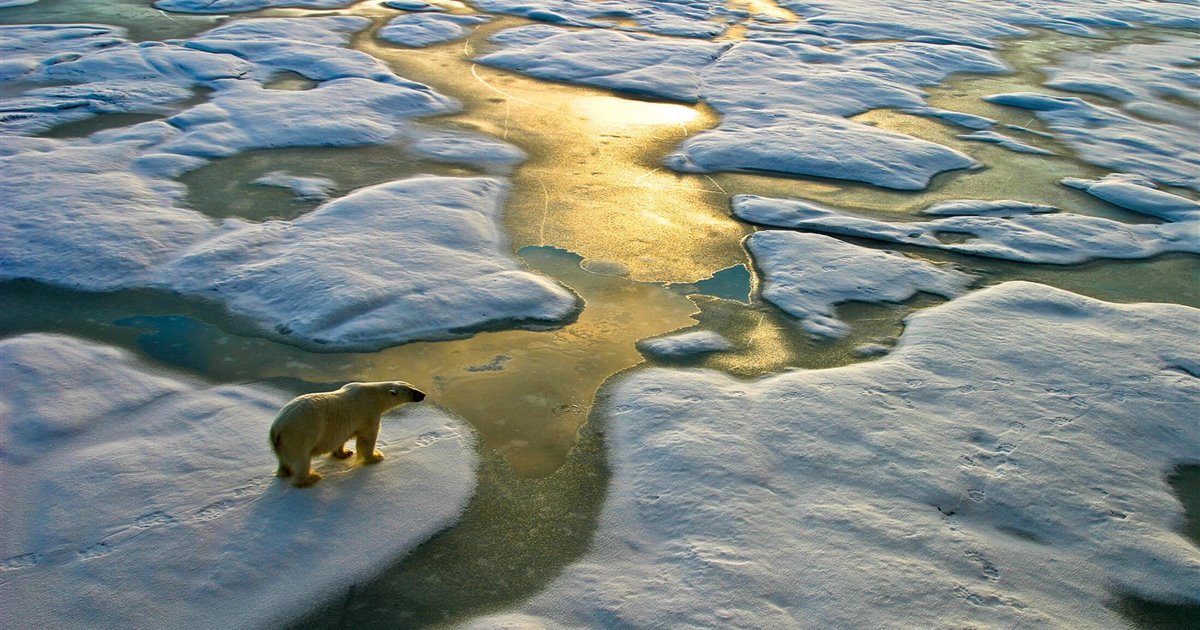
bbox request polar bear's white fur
[269,381,426,487]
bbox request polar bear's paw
[331,447,353,459]
[362,451,385,464]
[294,472,324,487]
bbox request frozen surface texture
[748,231,974,338]
[734,194,1200,265]
[0,334,478,630]
[462,281,1200,629]
[161,177,581,349]
[378,13,492,48]
[636,330,732,360]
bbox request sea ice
[985,92,1199,191]
[957,130,1056,156]
[378,13,492,48]
[636,330,733,360]
[480,25,724,102]
[901,106,996,130]
[747,231,974,337]
[1062,173,1200,222]
[460,281,1200,628]
[160,177,581,349]
[0,334,478,630]
[921,200,1058,217]
[153,0,357,13]
[481,28,1000,188]
[665,110,977,190]
[734,194,1200,265]
[252,171,336,200]
[0,136,213,289]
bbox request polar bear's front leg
[356,420,385,464]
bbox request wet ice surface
[0,334,478,630]
[464,282,1200,629]
[748,231,975,338]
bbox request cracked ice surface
[461,282,1200,629]
[0,334,478,630]
[733,194,1200,265]
[747,231,974,338]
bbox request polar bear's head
[352,381,427,411]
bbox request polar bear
[269,381,427,487]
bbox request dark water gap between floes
[4,4,1200,627]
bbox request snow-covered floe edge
[0,334,480,630]
[461,281,1200,628]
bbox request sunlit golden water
[2,1,1198,626]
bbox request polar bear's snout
[413,389,427,402]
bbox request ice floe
[1062,173,1200,222]
[0,333,478,630]
[480,25,724,102]
[734,194,1200,265]
[637,330,732,360]
[461,281,1200,628]
[161,177,581,349]
[957,130,1056,156]
[470,0,735,38]
[378,12,491,48]
[985,92,1199,191]
[921,199,1058,217]
[252,171,336,200]
[0,136,213,289]
[747,231,974,338]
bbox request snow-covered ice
[636,330,732,360]
[922,200,1058,217]
[481,28,1002,188]
[985,92,1199,191]
[1062,173,1200,222]
[0,334,478,630]
[748,231,974,338]
[479,26,724,103]
[461,281,1200,628]
[0,136,213,289]
[161,177,581,349]
[252,171,336,200]
[734,194,1200,265]
[378,13,492,48]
